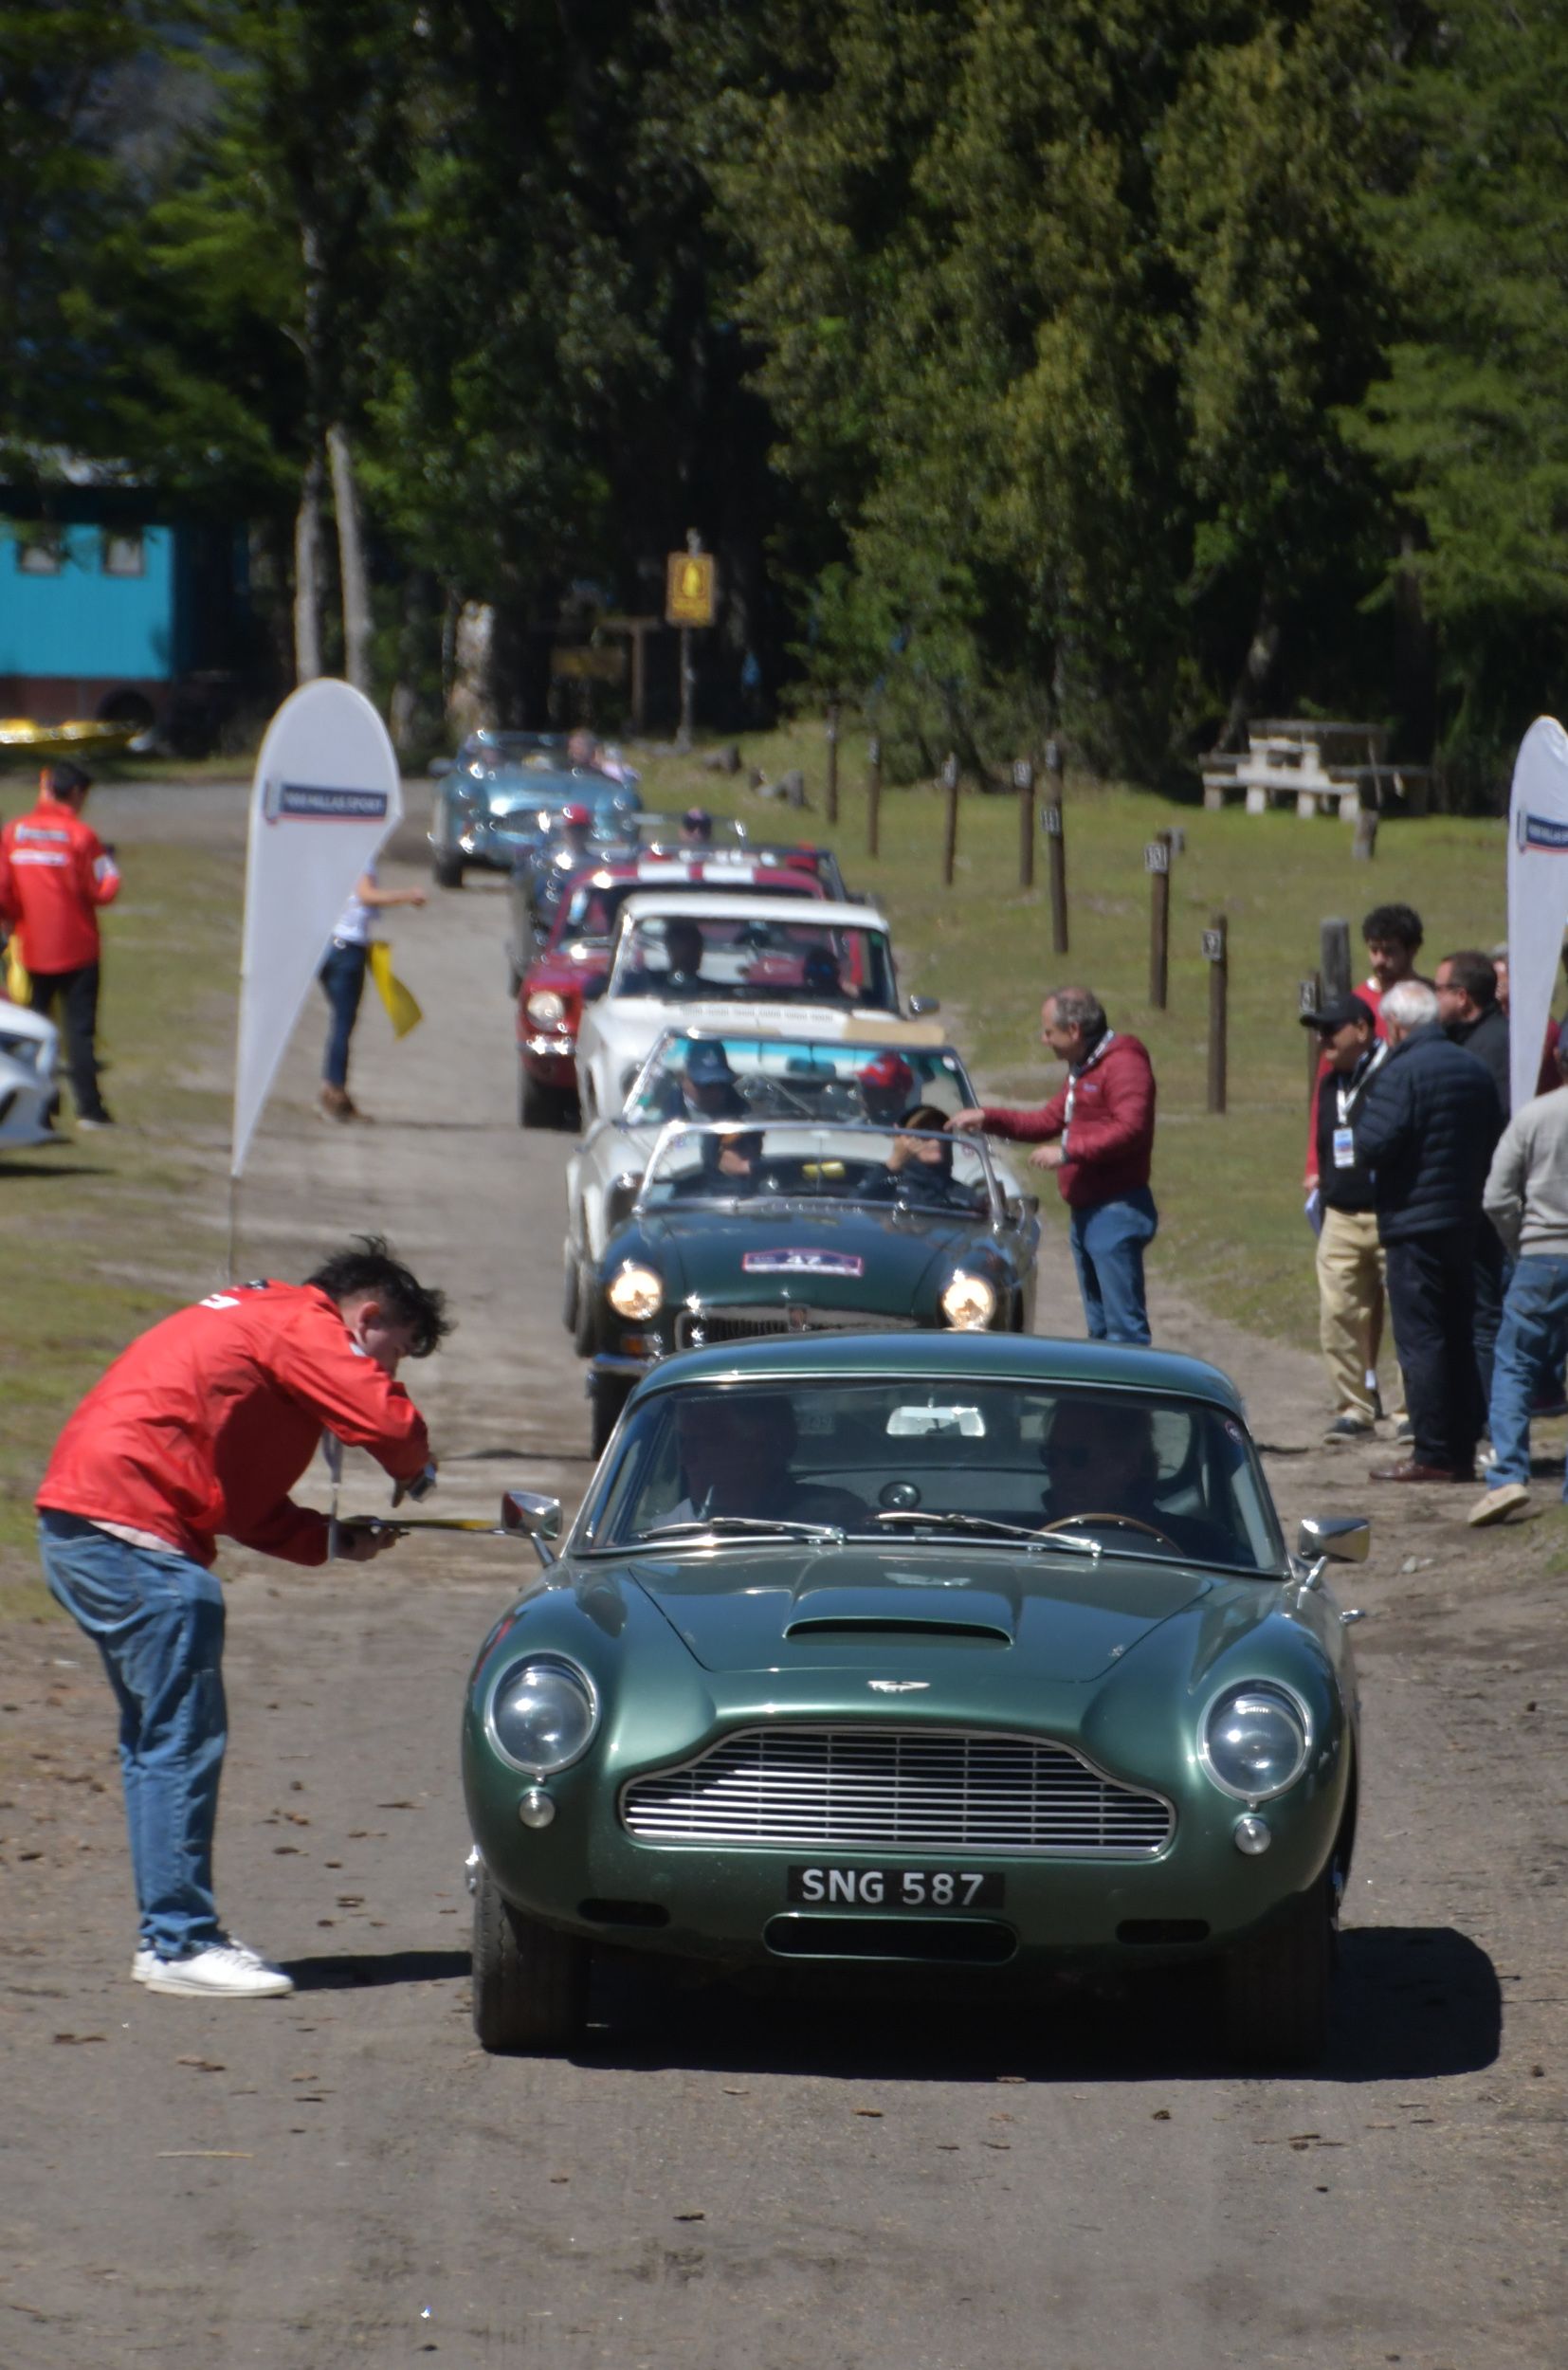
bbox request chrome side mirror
[1297,1514,1370,1564]
[501,1490,562,1568]
[908,994,940,1016]
[605,1172,640,1231]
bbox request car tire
[520,1066,558,1129]
[590,1371,630,1457]
[573,1265,597,1358]
[433,848,465,889]
[471,1861,589,2054]
[562,1258,580,1334]
[1217,1869,1335,2069]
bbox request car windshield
[581,1378,1283,1572]
[556,871,818,949]
[625,1033,974,1125]
[608,913,898,1012]
[636,1121,994,1217]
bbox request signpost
[1320,917,1353,1005]
[940,751,960,886]
[1145,831,1173,1009]
[1014,756,1035,889]
[1204,917,1229,1113]
[1042,738,1067,954]
[665,533,715,752]
[1301,974,1323,1102]
[866,735,882,858]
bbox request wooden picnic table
[1201,720,1431,819]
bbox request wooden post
[1301,975,1323,1102]
[866,735,882,858]
[825,701,840,827]
[677,627,695,752]
[1043,738,1067,954]
[1204,916,1229,1113]
[1014,757,1035,889]
[1352,802,1378,862]
[940,751,959,887]
[1146,830,1173,1009]
[1320,918,1353,1004]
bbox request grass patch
[634,723,1509,1353]
[0,839,240,1595]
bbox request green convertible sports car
[464,1335,1369,2066]
[583,1118,1041,1452]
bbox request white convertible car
[0,999,61,1151]
[572,890,925,1124]
[561,1019,979,1349]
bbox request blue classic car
[428,732,641,887]
[464,1335,1370,2068]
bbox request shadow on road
[0,1158,111,1180]
[284,1948,470,1991]
[567,1923,1500,2086]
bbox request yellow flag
[3,936,28,1006]
[367,941,422,1039]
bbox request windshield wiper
[865,1510,1101,1556]
[640,1516,845,1545]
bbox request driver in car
[800,944,848,1001]
[1041,1401,1234,1560]
[661,1394,863,1528]
[624,918,708,998]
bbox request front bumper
[520,1032,577,1088]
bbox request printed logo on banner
[1517,810,1568,853]
[741,1248,866,1277]
[263,779,392,825]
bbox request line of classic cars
[444,755,1373,2069]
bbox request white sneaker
[1467,1481,1531,1528]
[143,1942,294,1997]
[133,1932,265,1986]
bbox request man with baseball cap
[0,759,120,1125]
[1300,992,1405,1441]
[681,807,714,846]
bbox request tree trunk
[1221,589,1281,751]
[293,446,324,686]
[327,422,373,697]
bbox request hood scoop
[785,1613,1011,1645]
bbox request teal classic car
[464,1336,1368,2067]
[581,1119,1041,1452]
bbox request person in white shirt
[318,863,427,1121]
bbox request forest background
[7,0,1568,799]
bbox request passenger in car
[869,1105,984,1212]
[663,1395,865,1528]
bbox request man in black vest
[1300,994,1405,1442]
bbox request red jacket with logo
[981,1031,1156,1209]
[0,794,121,972]
[38,1283,431,1567]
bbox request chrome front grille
[675,1305,914,1348]
[621,1726,1173,1858]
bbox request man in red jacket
[36,1237,448,1999]
[0,760,121,1126]
[951,985,1158,1343]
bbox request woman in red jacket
[952,985,1158,1343]
[36,1238,447,1998]
[0,761,120,1125]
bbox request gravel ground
[1,782,1564,2369]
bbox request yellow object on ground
[4,937,29,1005]
[367,942,422,1037]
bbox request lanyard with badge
[1332,1044,1385,1170]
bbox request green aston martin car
[582,1118,1041,1452]
[464,1336,1369,2067]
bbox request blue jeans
[1487,1254,1568,1492]
[39,1511,227,1959]
[319,940,368,1089]
[1067,1188,1158,1345]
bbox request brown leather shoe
[1369,1458,1460,1483]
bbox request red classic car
[515,855,827,1125]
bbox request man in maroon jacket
[952,986,1158,1343]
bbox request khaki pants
[1317,1205,1406,1422]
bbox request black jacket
[1353,1021,1503,1241]
[1313,1046,1389,1214]
[1447,1001,1510,1117]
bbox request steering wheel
[1037,1511,1179,1551]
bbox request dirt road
[3,792,1564,2369]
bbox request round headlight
[608,1262,663,1321]
[939,1271,996,1330]
[487,1655,598,1775]
[526,989,567,1026]
[1201,1685,1310,1801]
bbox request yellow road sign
[666,551,717,628]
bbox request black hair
[305,1233,451,1357]
[46,760,93,796]
[1438,948,1498,1009]
[1361,902,1423,952]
